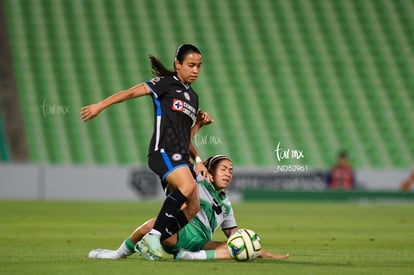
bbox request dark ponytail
[149,55,175,77]
[149,44,202,77]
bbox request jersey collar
[173,75,191,90]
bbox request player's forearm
[259,250,290,259]
[189,141,199,161]
[190,122,202,160]
[97,91,131,109]
[191,122,202,140]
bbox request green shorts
[163,221,211,255]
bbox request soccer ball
[227,229,261,261]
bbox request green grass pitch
[1,200,413,275]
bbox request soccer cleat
[88,249,122,259]
[135,234,162,261]
[142,233,163,258]
[135,240,161,261]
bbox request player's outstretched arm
[176,246,290,261]
[259,250,290,259]
[81,83,151,122]
[175,243,231,260]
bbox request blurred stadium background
[1,0,413,199]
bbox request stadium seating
[3,0,414,168]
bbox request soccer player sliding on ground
[89,155,290,261]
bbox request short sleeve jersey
[190,180,238,240]
[145,76,199,158]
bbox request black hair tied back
[174,44,202,63]
[149,44,202,77]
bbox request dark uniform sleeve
[145,77,171,98]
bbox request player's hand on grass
[81,103,103,122]
[259,250,290,259]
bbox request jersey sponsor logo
[172,99,184,111]
[172,99,197,121]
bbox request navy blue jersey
[145,76,199,159]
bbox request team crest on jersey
[172,153,182,161]
[184,92,191,101]
[172,99,184,111]
[172,98,197,121]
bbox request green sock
[124,237,135,253]
[205,250,215,260]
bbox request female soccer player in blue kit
[81,44,210,260]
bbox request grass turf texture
[1,201,413,275]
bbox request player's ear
[175,60,181,71]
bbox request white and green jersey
[163,179,237,254]
[188,180,237,241]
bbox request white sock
[116,241,133,258]
[180,250,215,260]
[182,250,207,260]
[88,249,121,259]
[149,229,162,236]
